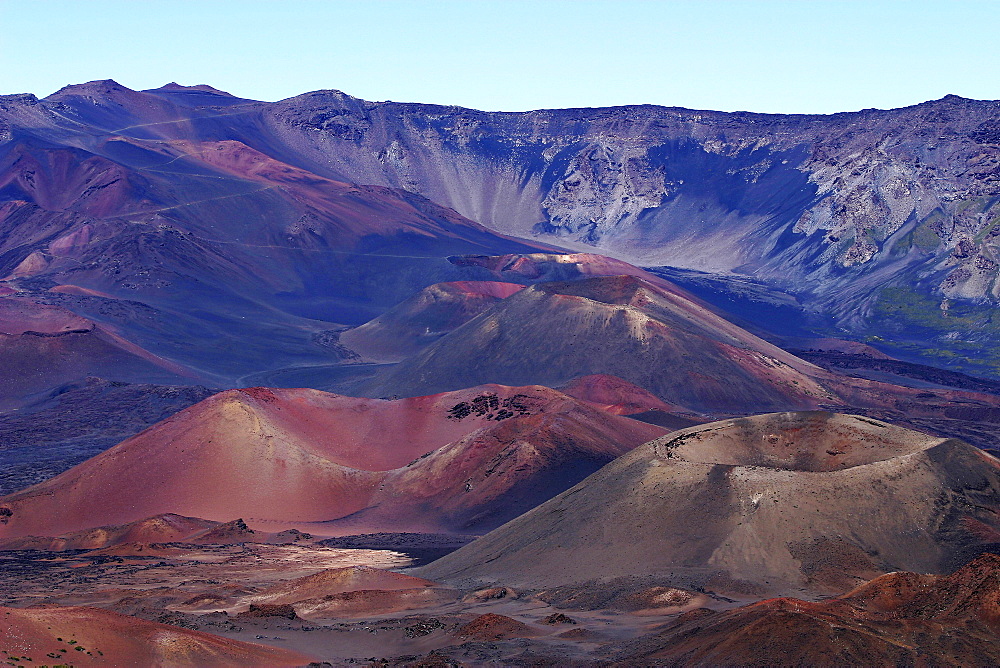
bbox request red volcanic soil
[345,395,666,533]
[837,552,1000,629]
[180,518,260,544]
[0,327,193,409]
[0,384,663,538]
[611,554,1000,666]
[0,296,197,408]
[0,114,556,386]
[7,250,49,278]
[341,280,526,361]
[451,252,728,309]
[249,565,439,604]
[0,605,312,666]
[359,271,1000,421]
[0,513,217,551]
[559,374,679,415]
[49,284,117,299]
[443,281,526,299]
[18,524,314,556]
[0,144,136,219]
[0,297,91,334]
[239,565,457,620]
[458,613,539,641]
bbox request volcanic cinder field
[2,78,1000,666]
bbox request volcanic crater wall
[265,91,1000,301]
[417,412,1000,595]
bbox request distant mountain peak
[46,79,134,99]
[151,82,236,97]
[0,93,38,105]
[280,88,360,104]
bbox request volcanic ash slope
[417,412,1000,595]
[360,274,834,413]
[0,384,664,538]
[340,280,525,362]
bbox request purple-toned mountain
[5,81,1000,381]
[9,83,1000,299]
[0,82,555,388]
[340,280,525,362]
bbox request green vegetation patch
[912,214,943,251]
[868,285,1000,378]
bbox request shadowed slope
[417,412,1000,595]
[328,392,666,533]
[260,88,1000,378]
[0,378,215,495]
[0,386,513,536]
[0,328,192,409]
[0,298,194,407]
[360,274,833,412]
[10,83,1000,378]
[354,267,1000,421]
[559,374,683,415]
[340,280,525,361]
[0,87,558,386]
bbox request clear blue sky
[2,0,998,113]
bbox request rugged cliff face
[261,91,1000,299]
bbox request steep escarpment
[10,83,1000,305]
[255,90,1000,374]
[0,298,193,407]
[262,91,1000,294]
[0,88,555,386]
